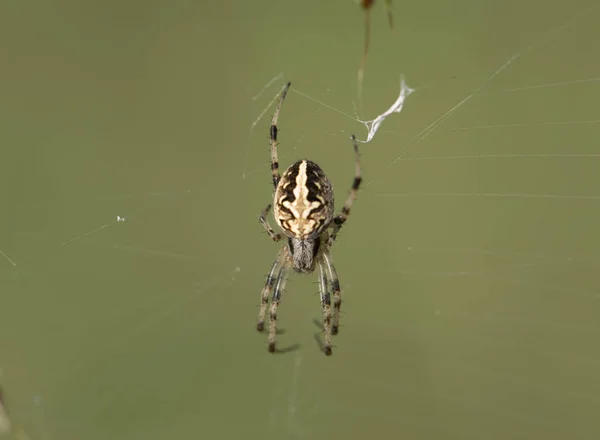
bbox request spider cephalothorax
[256,82,362,356]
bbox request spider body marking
[274,159,334,273]
[256,82,362,356]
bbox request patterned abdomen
[273,160,334,240]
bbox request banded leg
[259,204,281,242]
[318,259,333,356]
[257,247,288,332]
[268,258,291,353]
[329,134,362,246]
[322,250,342,336]
[270,82,292,188]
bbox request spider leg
[270,82,291,188]
[329,134,362,246]
[259,203,282,242]
[268,255,292,353]
[257,246,288,332]
[322,250,342,337]
[317,258,333,356]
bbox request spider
[256,82,362,356]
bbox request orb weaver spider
[256,82,362,356]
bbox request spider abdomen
[273,160,334,240]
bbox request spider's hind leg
[267,257,291,352]
[322,251,342,338]
[257,246,288,332]
[318,258,333,356]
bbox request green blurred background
[1,0,599,439]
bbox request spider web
[4,2,600,437]
[236,8,600,433]
[240,1,600,312]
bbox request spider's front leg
[328,134,362,247]
[259,204,282,242]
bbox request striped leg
[268,257,291,353]
[322,250,342,337]
[329,134,362,245]
[318,259,333,356]
[259,204,281,242]
[270,82,292,188]
[257,246,288,332]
